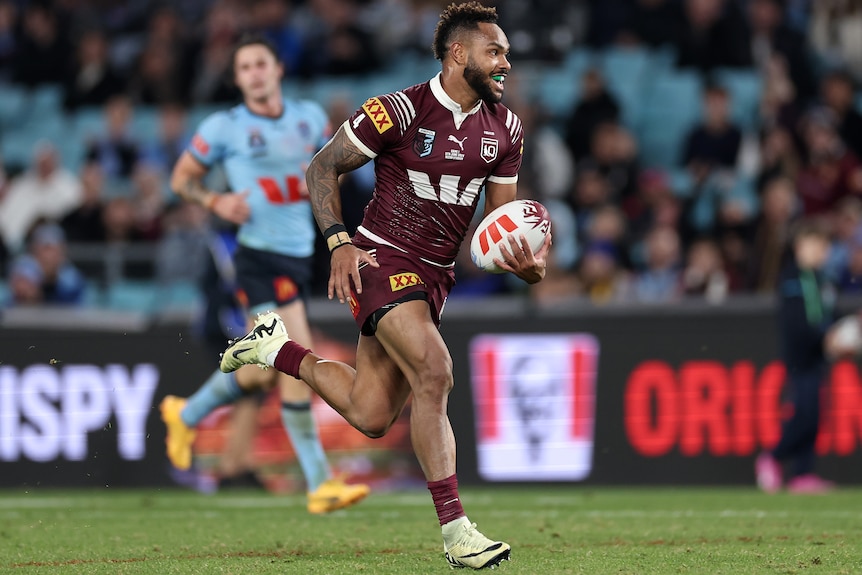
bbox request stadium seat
[638,70,704,169]
[712,68,763,132]
[155,280,203,312]
[27,84,64,123]
[536,65,580,121]
[0,85,26,129]
[104,280,158,313]
[130,106,161,145]
[1,123,66,169]
[600,47,651,129]
[72,106,106,143]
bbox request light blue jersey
[189,99,331,257]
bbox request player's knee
[354,414,392,439]
[412,361,454,403]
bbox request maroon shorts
[348,238,455,335]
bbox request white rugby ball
[470,199,551,273]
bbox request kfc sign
[469,334,598,481]
[0,364,159,462]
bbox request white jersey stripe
[356,226,455,268]
[381,94,408,133]
[393,91,416,121]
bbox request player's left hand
[328,244,379,304]
[494,233,552,284]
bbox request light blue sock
[180,370,244,427]
[281,401,331,492]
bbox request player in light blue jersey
[159,35,369,514]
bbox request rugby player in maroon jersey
[220,2,550,569]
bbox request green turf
[1,486,861,574]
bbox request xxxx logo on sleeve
[362,97,393,134]
[389,272,424,292]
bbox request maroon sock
[273,341,311,378]
[428,474,465,526]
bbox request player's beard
[463,60,501,105]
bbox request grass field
[1,486,861,574]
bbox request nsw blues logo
[248,128,267,157]
[413,127,436,158]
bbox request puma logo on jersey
[447,134,467,151]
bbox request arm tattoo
[307,126,373,232]
[176,178,212,206]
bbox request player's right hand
[328,245,379,304]
[212,190,251,224]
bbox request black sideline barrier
[1,300,860,487]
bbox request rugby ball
[470,199,551,273]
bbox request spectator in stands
[747,175,798,292]
[567,167,614,242]
[0,1,18,81]
[836,226,862,294]
[577,241,631,304]
[625,169,684,256]
[127,165,167,241]
[127,41,189,106]
[564,69,620,162]
[796,107,862,215]
[155,201,210,285]
[101,196,142,244]
[744,0,817,103]
[62,29,125,112]
[683,84,743,177]
[758,53,802,135]
[631,225,683,302]
[824,196,862,283]
[513,101,574,202]
[124,7,194,107]
[0,142,82,253]
[84,95,140,180]
[13,4,69,86]
[809,1,862,84]
[820,70,862,160]
[141,103,191,174]
[623,0,684,49]
[248,0,304,76]
[298,0,379,77]
[189,3,241,104]
[578,121,639,203]
[756,125,801,194]
[681,237,729,302]
[675,0,750,73]
[584,203,630,268]
[61,163,107,242]
[7,223,86,306]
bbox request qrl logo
[477,215,518,256]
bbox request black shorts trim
[361,291,428,336]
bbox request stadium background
[1,0,862,489]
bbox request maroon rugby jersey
[344,73,524,266]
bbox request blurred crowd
[1,0,862,309]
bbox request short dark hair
[432,2,499,61]
[792,218,831,243]
[231,33,280,74]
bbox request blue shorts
[233,245,312,313]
